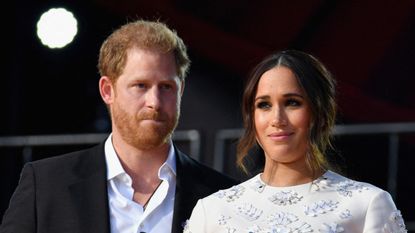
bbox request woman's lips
[267,131,294,141]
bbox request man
[0,20,237,233]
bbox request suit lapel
[172,150,189,233]
[172,150,210,233]
[68,143,110,233]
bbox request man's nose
[145,87,161,110]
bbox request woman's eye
[256,101,271,109]
[286,99,301,107]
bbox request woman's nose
[271,108,287,127]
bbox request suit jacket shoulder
[0,143,110,233]
[30,143,105,179]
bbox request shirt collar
[161,142,177,177]
[105,134,125,181]
[104,134,177,181]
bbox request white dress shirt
[104,135,177,233]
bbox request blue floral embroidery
[214,185,245,202]
[319,223,344,233]
[265,211,312,233]
[236,203,263,221]
[304,200,338,217]
[218,215,231,225]
[383,210,407,233]
[339,209,352,219]
[336,180,368,197]
[246,224,262,233]
[268,190,303,206]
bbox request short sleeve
[363,190,407,233]
[183,199,207,233]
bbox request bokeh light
[36,8,78,49]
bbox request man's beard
[112,102,179,150]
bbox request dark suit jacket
[0,142,237,233]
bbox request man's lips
[140,118,165,124]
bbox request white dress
[183,170,407,233]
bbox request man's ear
[99,76,114,104]
[179,80,185,97]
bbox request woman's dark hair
[237,50,336,175]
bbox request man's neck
[111,134,171,205]
[112,134,170,185]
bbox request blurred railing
[0,129,201,162]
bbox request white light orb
[36,8,78,49]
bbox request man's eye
[160,84,173,90]
[135,83,146,88]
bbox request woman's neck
[261,159,323,187]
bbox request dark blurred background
[1,0,415,229]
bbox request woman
[184,50,407,233]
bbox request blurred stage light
[36,8,78,49]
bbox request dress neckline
[254,170,331,191]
